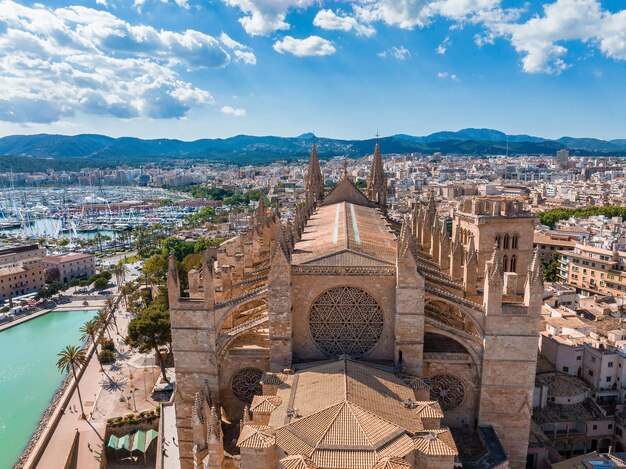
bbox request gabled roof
[372,457,411,469]
[322,177,371,207]
[412,401,444,419]
[250,395,282,413]
[413,429,458,457]
[236,425,275,449]
[280,455,318,469]
[291,202,396,266]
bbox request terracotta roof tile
[412,401,444,419]
[292,202,396,266]
[371,457,412,469]
[250,395,282,413]
[413,430,458,456]
[280,455,318,469]
[236,425,275,449]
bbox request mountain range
[1,128,626,166]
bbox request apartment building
[558,244,626,296]
[43,253,96,284]
[0,244,45,302]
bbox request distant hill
[1,128,625,166]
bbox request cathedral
[167,144,543,469]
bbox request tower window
[512,234,519,249]
[503,234,510,250]
[510,255,517,273]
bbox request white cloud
[273,35,336,57]
[436,35,450,54]
[354,0,503,29]
[0,0,224,123]
[219,32,257,65]
[223,0,315,36]
[221,105,247,117]
[378,45,411,60]
[437,71,459,80]
[486,0,626,74]
[313,9,375,37]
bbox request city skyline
[1,0,626,141]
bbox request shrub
[69,278,80,287]
[100,338,115,351]
[98,350,115,364]
[100,271,113,281]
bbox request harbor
[0,186,200,247]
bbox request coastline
[15,295,116,468]
[4,303,107,469]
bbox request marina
[0,186,198,245]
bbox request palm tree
[79,319,100,353]
[111,263,127,287]
[94,232,104,253]
[120,283,134,309]
[56,345,87,419]
[80,319,110,375]
[96,310,112,339]
[104,298,119,333]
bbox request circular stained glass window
[231,368,263,403]
[429,374,465,411]
[309,286,384,357]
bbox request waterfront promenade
[29,299,161,468]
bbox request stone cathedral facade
[167,144,543,469]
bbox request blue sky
[0,0,626,140]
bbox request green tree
[94,277,109,290]
[56,345,87,418]
[126,304,172,383]
[162,237,195,261]
[542,253,561,282]
[143,254,168,286]
[539,206,626,229]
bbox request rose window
[429,374,465,411]
[231,368,263,404]
[309,286,384,357]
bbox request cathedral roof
[236,425,275,448]
[258,359,430,468]
[291,202,396,266]
[322,176,371,207]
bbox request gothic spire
[528,249,543,285]
[306,144,324,203]
[487,246,504,282]
[367,143,387,209]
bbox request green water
[0,310,97,469]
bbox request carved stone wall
[291,274,396,362]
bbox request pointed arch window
[510,255,517,273]
[503,255,509,272]
[512,234,519,250]
[503,234,510,250]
